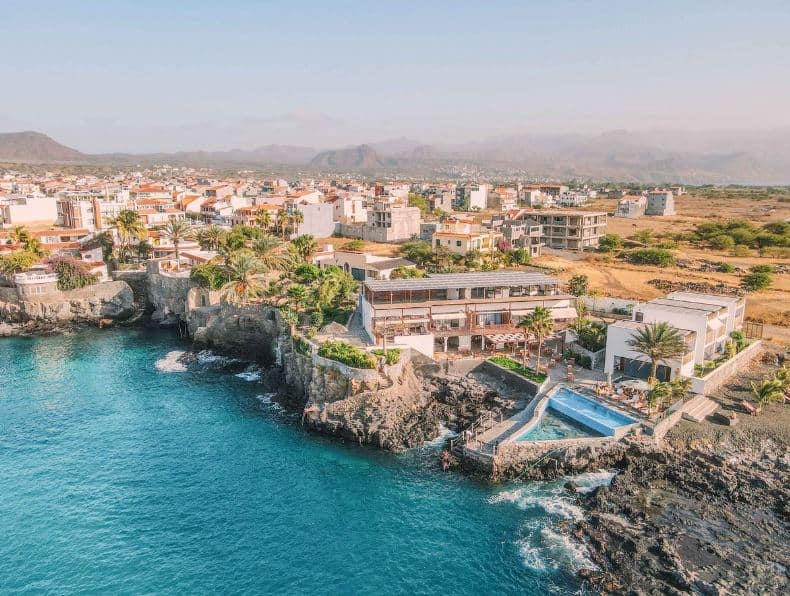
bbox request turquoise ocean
[0,329,613,594]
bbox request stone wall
[147,268,194,326]
[0,281,135,326]
[478,359,548,397]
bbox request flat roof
[366,258,415,271]
[647,298,723,313]
[611,319,695,336]
[665,292,743,306]
[364,270,562,292]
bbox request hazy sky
[2,0,789,153]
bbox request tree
[627,322,686,383]
[750,378,784,409]
[10,225,31,246]
[276,209,289,239]
[0,251,39,279]
[289,210,304,238]
[400,240,434,267]
[49,256,98,290]
[286,284,309,310]
[407,193,428,215]
[220,253,266,305]
[254,210,273,233]
[742,267,773,291]
[710,234,735,250]
[290,234,318,262]
[111,210,147,262]
[199,225,227,251]
[519,306,554,371]
[568,274,589,297]
[598,234,623,253]
[162,219,195,262]
[252,234,288,271]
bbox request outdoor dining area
[592,378,653,418]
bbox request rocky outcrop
[147,271,193,326]
[575,439,790,595]
[0,282,135,334]
[495,440,630,482]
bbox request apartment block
[532,211,607,251]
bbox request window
[456,240,462,247]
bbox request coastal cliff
[0,281,135,335]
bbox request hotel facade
[360,271,576,357]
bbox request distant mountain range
[2,129,790,184]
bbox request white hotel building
[360,271,576,357]
[604,292,746,382]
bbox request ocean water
[0,329,609,595]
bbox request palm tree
[290,234,317,262]
[750,378,784,409]
[524,306,554,372]
[252,234,288,271]
[10,225,30,246]
[276,209,289,239]
[111,210,147,263]
[627,322,686,384]
[220,253,266,305]
[162,219,195,262]
[255,210,273,233]
[773,366,789,392]
[199,225,226,251]
[289,210,304,238]
[515,316,534,366]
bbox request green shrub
[742,270,773,291]
[489,355,547,382]
[612,306,633,316]
[732,245,752,257]
[293,335,312,357]
[598,234,624,253]
[710,234,735,250]
[623,248,675,267]
[562,349,592,369]
[318,341,377,369]
[371,348,401,365]
[718,262,735,273]
[49,256,98,291]
[190,262,229,290]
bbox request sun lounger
[741,400,760,415]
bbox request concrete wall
[690,340,762,395]
[478,359,547,397]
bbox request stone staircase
[682,395,719,423]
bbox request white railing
[14,272,59,284]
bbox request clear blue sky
[2,0,789,152]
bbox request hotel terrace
[360,271,576,357]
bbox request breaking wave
[236,365,262,382]
[424,422,458,446]
[489,470,616,573]
[154,351,188,373]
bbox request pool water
[518,410,603,442]
[549,387,637,436]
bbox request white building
[604,293,746,382]
[645,191,676,216]
[360,271,576,357]
[0,195,58,228]
[557,191,589,207]
[454,184,488,210]
[313,247,416,281]
[614,195,647,218]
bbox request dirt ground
[669,357,790,448]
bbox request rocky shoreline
[573,435,788,595]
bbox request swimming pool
[518,410,604,442]
[516,386,637,441]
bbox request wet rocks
[575,440,790,595]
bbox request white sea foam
[195,350,237,365]
[424,422,458,446]
[255,394,283,410]
[489,471,615,573]
[154,351,188,373]
[236,365,261,381]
